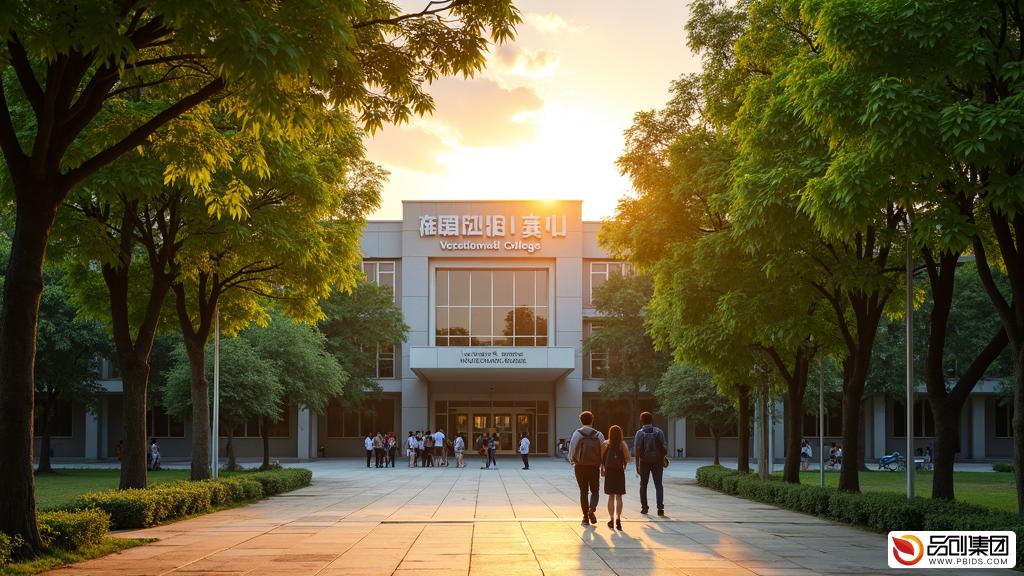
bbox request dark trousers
[389,448,397,467]
[574,465,600,516]
[374,448,384,468]
[521,454,529,469]
[639,461,665,511]
[425,449,434,466]
[487,449,496,467]
[366,449,372,467]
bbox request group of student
[399,428,533,470]
[363,432,399,468]
[569,410,668,530]
[799,439,844,470]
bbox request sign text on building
[418,214,566,253]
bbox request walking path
[48,458,1011,575]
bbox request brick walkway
[48,458,1011,575]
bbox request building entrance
[434,399,550,454]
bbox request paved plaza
[48,458,1011,576]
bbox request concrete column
[674,417,686,458]
[555,257,583,444]
[309,412,318,459]
[971,395,986,459]
[297,407,310,460]
[99,397,109,459]
[753,402,761,464]
[872,395,886,459]
[401,256,429,434]
[771,399,784,464]
[84,408,99,460]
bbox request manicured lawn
[34,469,189,510]
[791,470,1018,513]
[0,538,150,576]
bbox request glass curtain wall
[435,269,548,346]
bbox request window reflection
[435,269,548,347]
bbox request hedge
[993,462,1014,473]
[0,531,21,567]
[38,509,110,550]
[71,468,311,530]
[696,465,1024,562]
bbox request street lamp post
[212,307,220,479]
[819,360,825,487]
[905,225,914,498]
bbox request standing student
[364,433,374,468]
[519,433,531,470]
[149,438,161,470]
[800,440,812,471]
[434,428,446,466]
[373,432,385,468]
[486,433,498,469]
[407,431,417,467]
[454,433,466,468]
[424,430,435,467]
[569,411,605,527]
[387,432,397,468]
[476,434,488,468]
[633,411,667,516]
[602,425,630,530]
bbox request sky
[364,0,701,222]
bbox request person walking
[485,433,498,469]
[387,432,397,468]
[407,431,417,467]
[519,432,531,470]
[454,433,466,468]
[602,425,630,530]
[633,411,667,516]
[569,411,605,527]
[149,438,161,470]
[477,433,488,468]
[364,432,374,468]
[800,439,812,471]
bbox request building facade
[37,200,1014,462]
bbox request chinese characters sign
[418,213,567,253]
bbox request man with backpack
[634,411,667,516]
[568,411,605,527]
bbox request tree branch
[352,0,471,29]
[6,36,43,116]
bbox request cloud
[524,12,580,34]
[365,125,449,173]
[491,45,561,79]
[427,78,544,147]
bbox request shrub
[72,468,309,529]
[695,465,1024,554]
[38,509,110,551]
[0,532,22,567]
[993,462,1014,473]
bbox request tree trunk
[0,203,55,557]
[184,336,210,480]
[783,386,804,484]
[737,385,751,473]
[119,359,150,489]
[1014,348,1024,514]
[758,386,770,481]
[260,416,271,470]
[838,362,867,492]
[226,429,237,471]
[37,397,53,474]
[929,404,961,500]
[712,433,721,466]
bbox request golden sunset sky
[365,0,699,221]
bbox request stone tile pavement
[47,458,1012,575]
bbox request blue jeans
[639,461,664,511]
[487,449,496,467]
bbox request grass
[34,469,189,510]
[0,538,151,576]
[788,469,1019,513]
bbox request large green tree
[657,364,738,466]
[0,1,520,554]
[34,272,108,474]
[245,313,347,470]
[583,273,670,425]
[319,281,408,405]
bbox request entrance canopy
[410,346,574,384]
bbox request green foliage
[37,510,109,551]
[70,469,310,529]
[656,365,736,436]
[994,463,1014,473]
[319,281,408,402]
[0,531,21,567]
[584,273,670,408]
[162,335,282,434]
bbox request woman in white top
[407,432,417,468]
[454,433,466,468]
[519,433,531,470]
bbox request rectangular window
[147,405,185,438]
[268,409,290,438]
[590,261,633,301]
[802,402,842,436]
[892,399,935,438]
[588,323,607,379]
[376,344,395,379]
[35,398,74,438]
[435,269,548,346]
[996,402,1013,438]
[362,261,396,300]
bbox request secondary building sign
[418,213,567,253]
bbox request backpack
[603,442,624,470]
[574,428,602,466]
[639,428,663,464]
